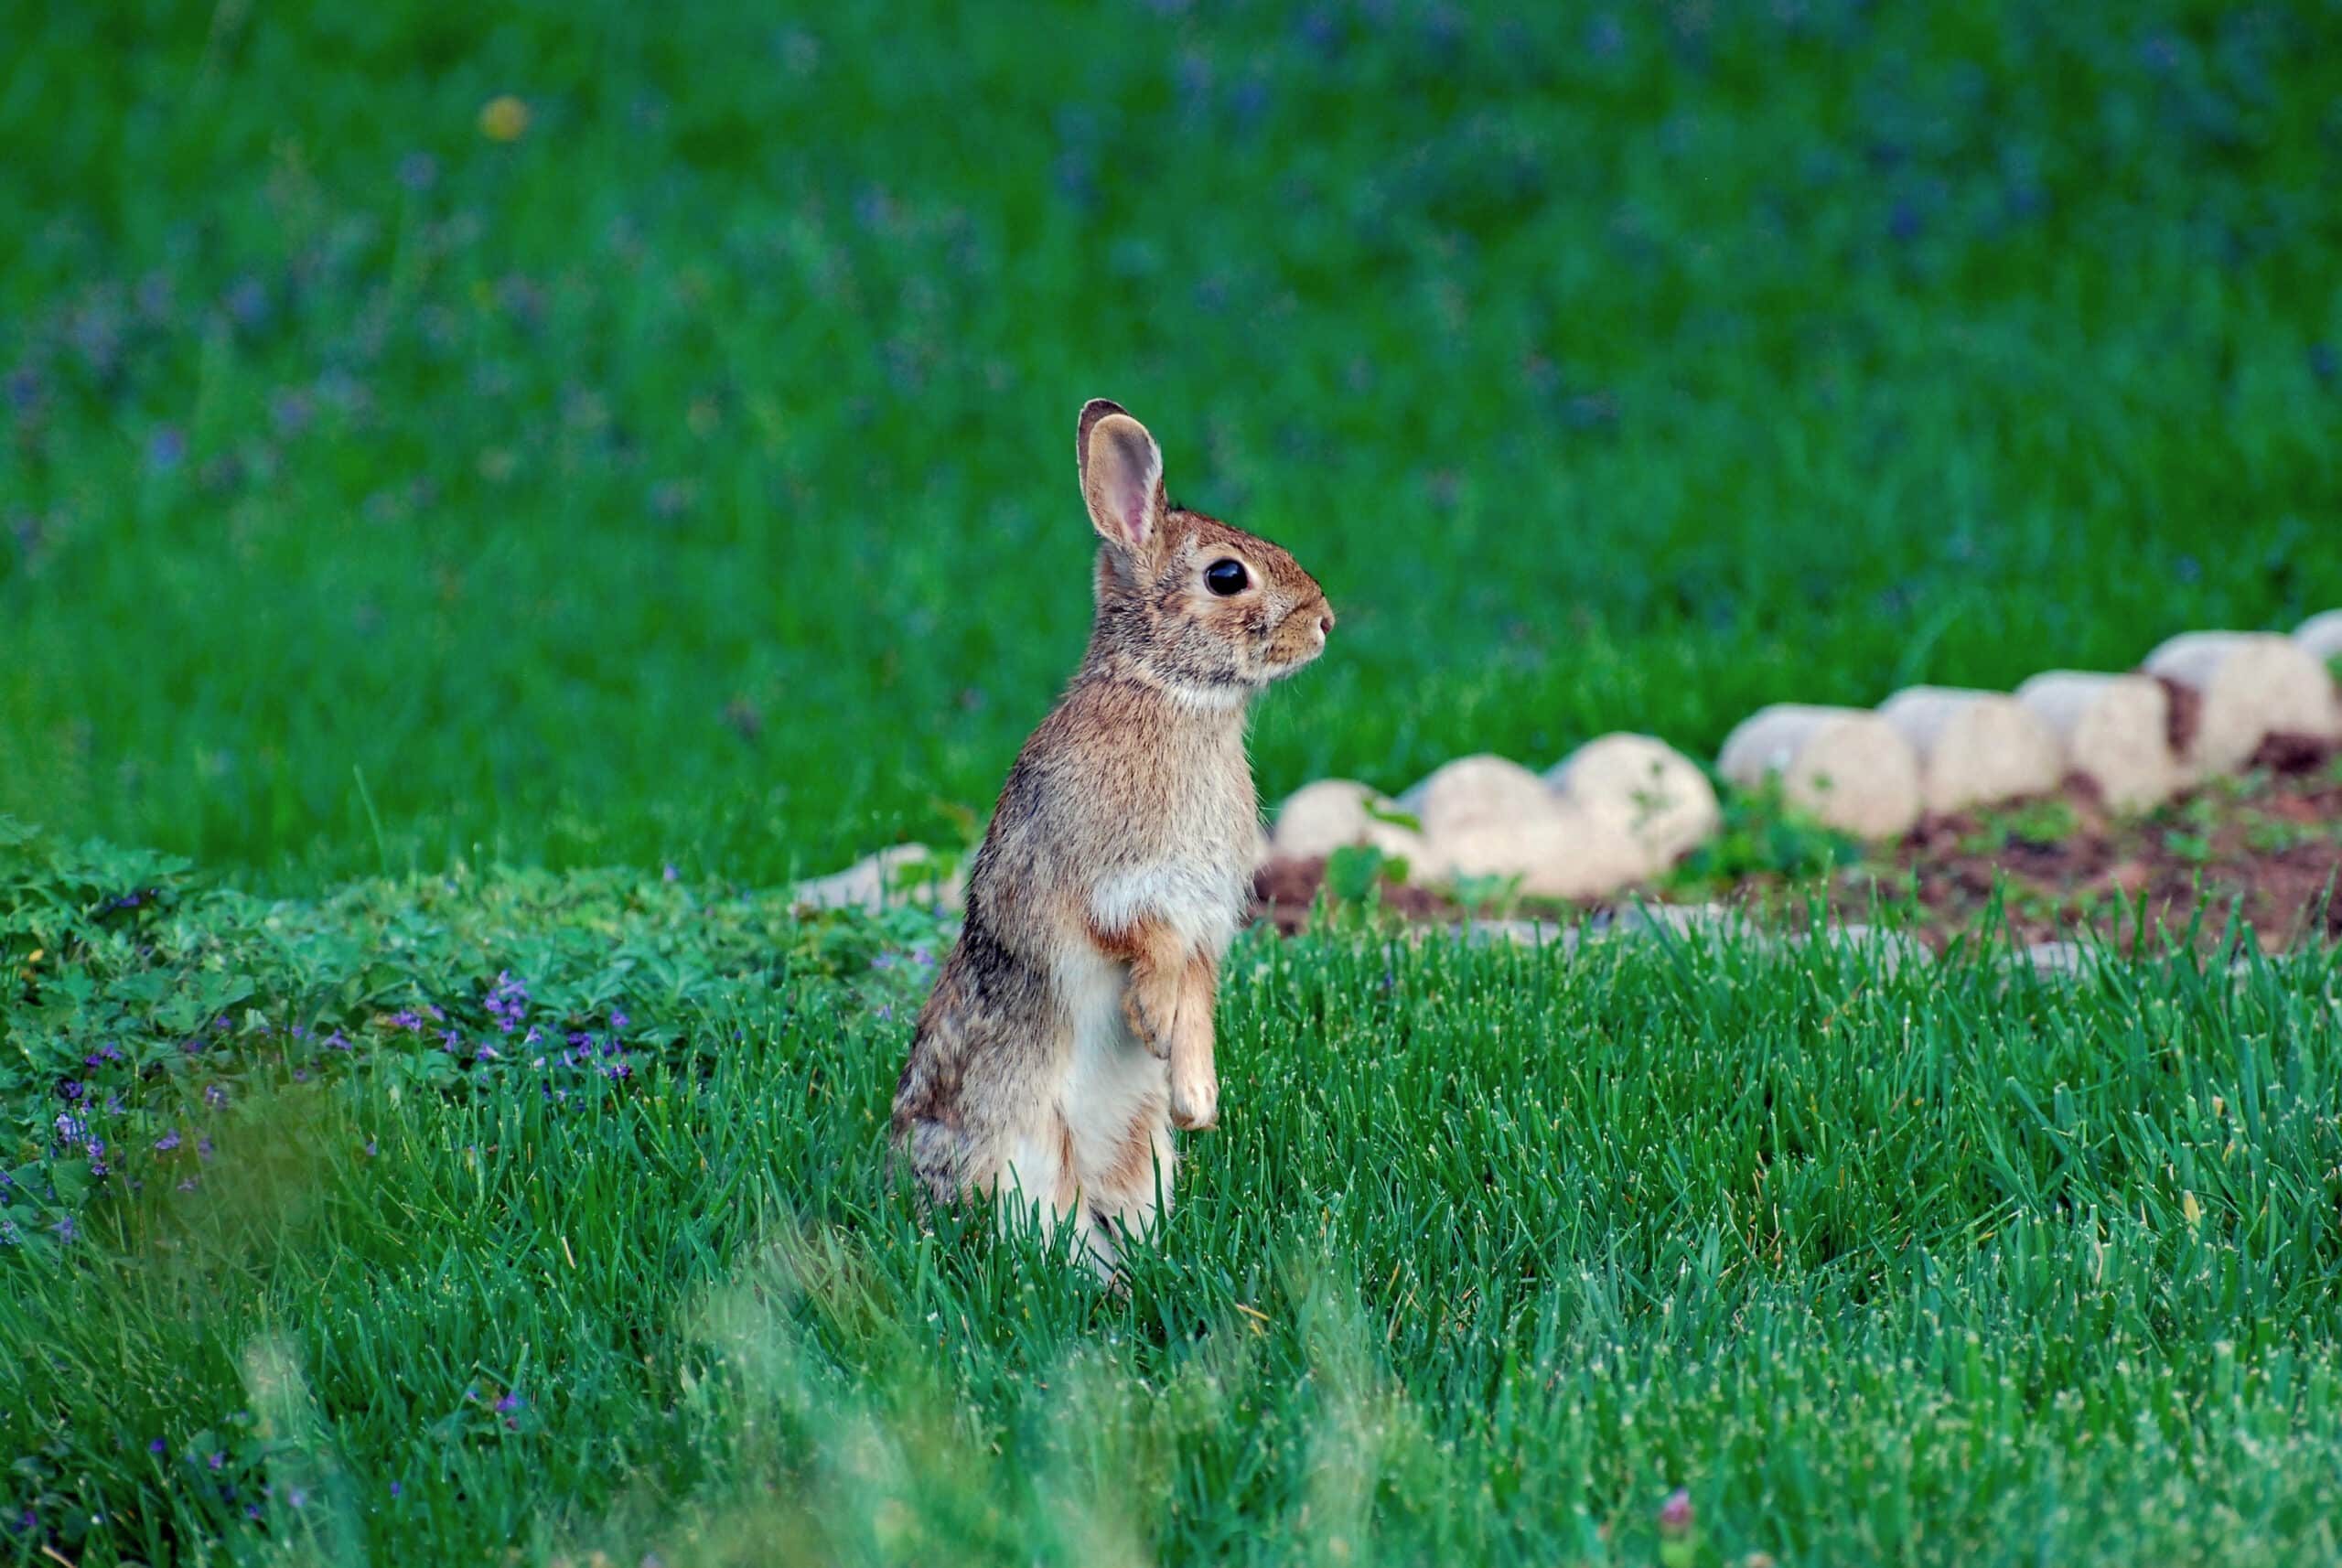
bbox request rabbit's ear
[1077,399,1166,556]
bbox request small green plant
[1323,843,1390,905]
[1359,800,1423,834]
[1675,779,1862,886]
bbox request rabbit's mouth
[1261,601,1335,680]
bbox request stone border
[795,612,2342,916]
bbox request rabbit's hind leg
[1084,1098,1176,1264]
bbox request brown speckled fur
[890,400,1333,1277]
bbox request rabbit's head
[1076,399,1334,703]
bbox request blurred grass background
[5,0,2339,886]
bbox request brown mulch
[1252,735,2342,954]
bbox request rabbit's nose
[1317,607,1336,637]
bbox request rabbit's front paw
[1169,1061,1219,1131]
[1122,987,1176,1059]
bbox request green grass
[5,2,2342,887]
[7,826,2342,1564]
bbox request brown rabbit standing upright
[891,399,1335,1275]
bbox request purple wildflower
[364,1140,378,1157]
[662,863,680,882]
[149,1437,167,1455]
[199,1136,215,1161]
[609,1010,628,1030]
[495,1391,521,1412]
[52,1216,77,1243]
[146,427,188,471]
[209,1451,226,1471]
[156,1130,182,1153]
[205,1084,227,1108]
[59,1079,84,1101]
[389,1480,402,1498]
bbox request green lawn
[11,5,2342,1563]
[5,2,2340,887]
[5,827,2341,1564]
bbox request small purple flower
[205,1084,228,1108]
[199,1136,215,1161]
[0,1219,21,1246]
[363,1139,378,1157]
[156,1130,182,1153]
[52,1216,77,1243]
[147,426,188,471]
[149,1437,167,1455]
[662,863,680,882]
[59,1079,84,1101]
[389,1480,402,1498]
[1660,1487,1693,1533]
[609,1010,628,1030]
[876,1004,893,1022]
[177,1177,198,1192]
[495,1391,521,1413]
[390,1009,423,1031]
[326,1030,352,1051]
[209,1451,227,1471]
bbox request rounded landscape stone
[1545,732,1722,866]
[2143,630,2342,777]
[2296,608,2342,666]
[1876,685,2064,813]
[792,843,966,913]
[2014,671,2179,811]
[1270,779,1426,863]
[1716,703,1923,839]
[1403,753,1671,899]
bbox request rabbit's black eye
[1204,559,1249,596]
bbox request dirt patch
[1252,854,1457,935]
[1255,740,2342,954]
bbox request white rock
[2143,630,2342,777]
[1716,704,1924,839]
[1403,755,1657,900]
[791,844,965,913]
[1545,733,1722,866]
[1270,779,1425,864]
[2296,608,2342,665]
[2296,611,2342,734]
[1399,754,1558,839]
[1876,686,2063,813]
[2014,671,2179,811]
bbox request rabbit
[890,398,1335,1277]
